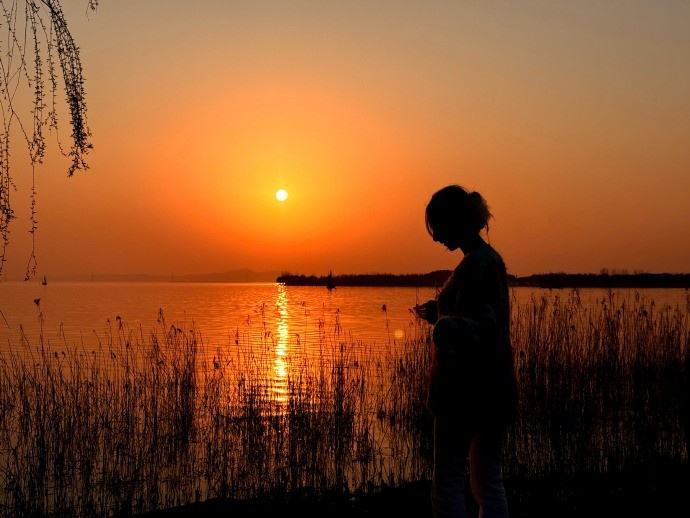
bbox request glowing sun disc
[276,189,288,202]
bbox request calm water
[1,281,688,356]
[0,282,437,354]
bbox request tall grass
[0,288,688,517]
[507,289,689,479]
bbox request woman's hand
[413,300,438,324]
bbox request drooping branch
[40,0,92,175]
[0,0,96,279]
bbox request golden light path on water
[272,283,290,404]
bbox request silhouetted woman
[414,185,518,518]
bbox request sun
[275,189,288,202]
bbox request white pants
[432,415,509,518]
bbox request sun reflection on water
[271,283,290,404]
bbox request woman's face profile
[431,223,460,251]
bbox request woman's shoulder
[462,242,502,262]
[457,244,505,275]
[475,242,505,264]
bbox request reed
[0,288,687,517]
[506,289,689,480]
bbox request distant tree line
[276,271,455,288]
[512,272,690,289]
[276,271,690,288]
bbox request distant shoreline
[510,272,690,289]
[16,271,690,289]
[277,271,690,289]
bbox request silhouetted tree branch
[0,0,97,280]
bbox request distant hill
[52,269,282,283]
[174,269,283,283]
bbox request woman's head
[425,185,492,249]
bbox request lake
[1,282,437,354]
[1,281,688,355]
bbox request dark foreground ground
[139,464,688,518]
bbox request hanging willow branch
[0,0,97,279]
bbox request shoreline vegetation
[1,287,688,517]
[19,270,690,287]
[277,271,690,289]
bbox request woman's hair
[425,185,492,237]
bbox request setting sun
[276,189,288,202]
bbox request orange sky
[3,1,690,280]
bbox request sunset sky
[3,0,690,281]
